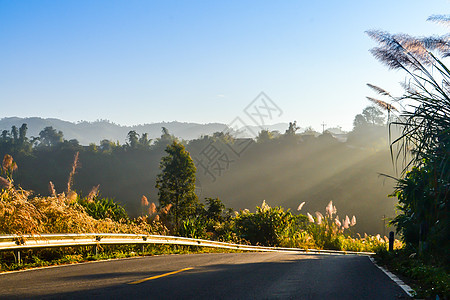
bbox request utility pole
[321,122,327,134]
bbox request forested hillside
[0,117,290,145]
[0,106,394,234]
[0,118,228,145]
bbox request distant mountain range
[0,117,292,145]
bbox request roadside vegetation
[0,148,394,272]
[366,14,450,299]
[0,107,395,235]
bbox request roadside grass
[0,156,402,275]
[0,244,243,272]
[0,184,397,273]
[374,248,450,299]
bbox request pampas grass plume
[307,212,314,223]
[334,217,342,228]
[261,200,270,212]
[343,215,350,229]
[48,181,56,196]
[148,202,157,215]
[297,201,305,211]
[66,152,79,193]
[141,195,149,206]
[326,201,336,217]
[315,211,323,225]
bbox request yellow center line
[128,267,194,284]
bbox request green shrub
[234,201,293,246]
[78,195,128,222]
[179,218,207,239]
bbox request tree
[361,106,385,126]
[18,124,27,144]
[352,105,385,130]
[38,126,63,147]
[17,123,32,154]
[11,126,18,142]
[1,130,9,141]
[138,133,152,149]
[212,131,234,144]
[0,124,31,154]
[353,114,368,129]
[256,129,274,143]
[155,140,198,231]
[99,139,117,153]
[126,130,139,149]
[153,127,176,149]
[205,197,226,222]
[285,121,299,135]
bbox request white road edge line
[369,257,415,298]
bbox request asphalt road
[0,252,409,299]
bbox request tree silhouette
[126,130,139,149]
[18,124,27,144]
[138,133,152,149]
[361,106,385,126]
[353,106,385,130]
[11,126,18,143]
[285,121,299,135]
[153,127,176,149]
[38,126,63,147]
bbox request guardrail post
[94,236,101,256]
[14,250,21,264]
[141,236,147,253]
[389,231,394,251]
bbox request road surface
[0,252,409,299]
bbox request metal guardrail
[0,233,375,263]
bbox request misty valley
[1,106,394,236]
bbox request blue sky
[1,0,449,131]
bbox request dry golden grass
[0,153,167,236]
[0,185,167,235]
[0,177,11,189]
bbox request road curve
[0,252,409,299]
